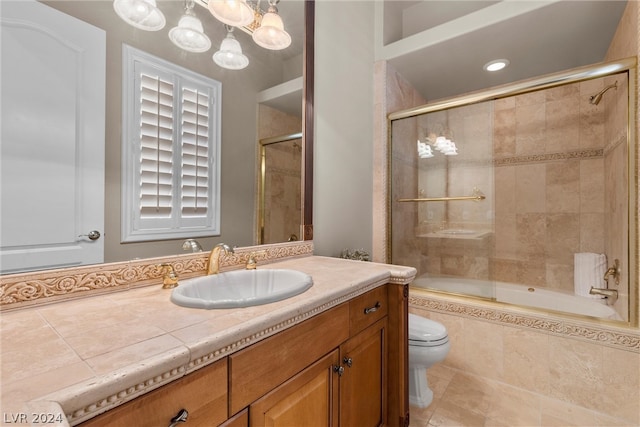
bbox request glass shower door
[390,100,496,300]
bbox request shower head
[589,81,618,105]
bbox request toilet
[408,313,450,408]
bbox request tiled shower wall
[491,77,625,290]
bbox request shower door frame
[387,57,638,327]
[257,132,303,245]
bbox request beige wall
[313,1,376,257]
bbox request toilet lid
[409,314,448,345]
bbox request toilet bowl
[408,313,450,408]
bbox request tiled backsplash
[0,241,314,311]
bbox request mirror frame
[302,0,315,240]
[388,57,638,328]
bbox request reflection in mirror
[389,59,637,326]
[259,132,302,244]
[0,0,313,274]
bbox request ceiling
[382,1,629,102]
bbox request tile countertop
[0,256,416,426]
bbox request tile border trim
[409,292,640,353]
[494,148,603,166]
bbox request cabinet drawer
[80,358,228,427]
[349,286,388,335]
[229,304,349,415]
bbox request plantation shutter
[181,87,210,218]
[139,73,174,219]
[122,45,221,242]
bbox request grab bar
[398,188,485,203]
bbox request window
[122,45,221,242]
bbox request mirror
[389,58,637,326]
[1,0,314,272]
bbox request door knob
[79,230,101,240]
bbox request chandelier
[113,0,292,70]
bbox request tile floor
[407,363,633,427]
[409,364,487,427]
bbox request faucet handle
[603,259,620,286]
[246,250,268,270]
[157,263,179,289]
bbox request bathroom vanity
[0,254,415,427]
[81,285,396,426]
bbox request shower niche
[389,58,637,326]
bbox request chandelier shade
[169,9,211,52]
[113,0,166,31]
[213,28,249,70]
[208,0,255,27]
[252,5,291,50]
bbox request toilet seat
[409,314,449,347]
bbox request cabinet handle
[343,357,353,368]
[364,301,381,315]
[333,365,345,377]
[168,409,188,427]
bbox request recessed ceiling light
[484,59,510,72]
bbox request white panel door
[0,1,106,274]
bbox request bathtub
[412,276,622,321]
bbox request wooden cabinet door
[340,318,387,427]
[249,350,340,427]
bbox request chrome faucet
[207,243,234,275]
[589,286,618,305]
[182,239,203,253]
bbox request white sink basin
[170,269,313,309]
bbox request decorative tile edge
[409,292,640,353]
[0,241,314,311]
[65,366,186,425]
[60,277,388,425]
[494,148,604,166]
